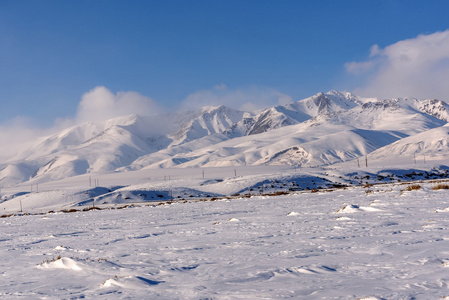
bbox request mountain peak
[201,105,226,113]
[169,105,245,146]
[3,90,449,186]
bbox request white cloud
[0,116,55,160]
[345,60,375,75]
[75,86,162,123]
[181,85,293,112]
[346,30,449,101]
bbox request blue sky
[1,0,449,127]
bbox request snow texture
[2,178,449,299]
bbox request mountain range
[1,90,449,187]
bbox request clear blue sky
[1,0,449,126]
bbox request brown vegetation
[405,184,421,191]
[432,183,449,190]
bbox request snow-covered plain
[2,165,449,299]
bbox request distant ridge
[1,90,448,186]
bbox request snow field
[2,181,449,299]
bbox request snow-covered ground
[2,170,449,299]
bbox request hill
[1,90,448,186]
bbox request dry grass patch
[39,255,62,265]
[405,184,422,191]
[82,206,101,211]
[60,208,79,213]
[0,214,14,218]
[432,183,449,190]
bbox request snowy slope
[129,122,405,169]
[365,124,449,165]
[414,98,449,122]
[227,91,363,136]
[0,163,37,187]
[12,122,102,161]
[291,91,359,116]
[326,98,446,133]
[245,106,307,135]
[1,91,449,186]
[169,105,246,146]
[2,115,172,185]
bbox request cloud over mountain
[0,116,51,160]
[76,86,162,123]
[346,29,449,102]
[0,87,165,161]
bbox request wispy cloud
[181,85,293,112]
[0,116,54,161]
[346,30,449,101]
[75,86,162,123]
[345,60,376,75]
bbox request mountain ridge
[1,90,448,186]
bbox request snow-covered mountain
[169,105,246,145]
[365,124,449,165]
[1,90,449,186]
[226,91,362,136]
